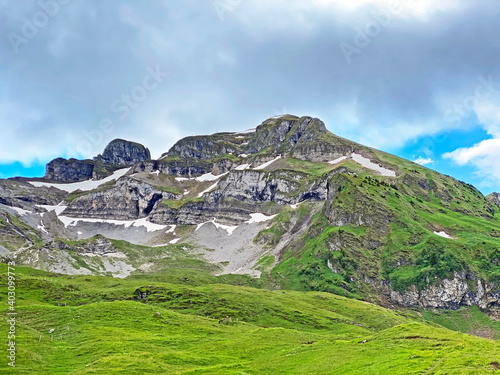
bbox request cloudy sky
[1,0,500,194]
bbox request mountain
[1,115,500,312]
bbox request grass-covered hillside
[1,263,500,374]
[259,150,500,307]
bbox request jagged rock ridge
[45,139,150,182]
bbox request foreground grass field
[1,263,499,374]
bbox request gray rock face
[487,192,500,208]
[0,179,67,207]
[51,236,118,256]
[132,158,236,177]
[148,169,328,225]
[45,158,95,182]
[167,133,251,159]
[244,115,359,162]
[245,115,306,154]
[63,179,168,220]
[165,115,360,164]
[209,169,328,205]
[389,272,500,309]
[44,139,150,183]
[100,139,151,166]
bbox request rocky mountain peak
[100,138,151,166]
[44,139,150,182]
[165,114,348,163]
[245,115,326,154]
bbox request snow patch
[169,238,181,244]
[245,213,277,223]
[434,231,454,239]
[37,222,48,233]
[165,225,176,234]
[38,204,68,216]
[239,153,249,158]
[253,155,281,170]
[132,217,168,232]
[58,216,167,232]
[196,172,229,182]
[235,128,256,134]
[235,163,251,171]
[198,182,219,198]
[351,153,396,177]
[175,177,190,182]
[29,168,131,193]
[195,218,238,235]
[328,156,348,165]
[10,207,32,216]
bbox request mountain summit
[1,115,499,311]
[44,139,150,182]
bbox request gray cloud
[1,0,500,169]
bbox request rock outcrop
[167,132,251,160]
[0,179,67,207]
[99,138,151,166]
[63,179,169,220]
[132,158,236,178]
[44,139,150,182]
[45,158,95,182]
[389,272,500,309]
[245,115,360,162]
[487,192,500,208]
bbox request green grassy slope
[262,155,500,302]
[1,264,499,374]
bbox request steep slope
[1,115,499,312]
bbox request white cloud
[444,97,500,188]
[444,137,500,188]
[474,98,500,136]
[414,157,434,166]
[274,0,460,16]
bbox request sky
[1,0,500,194]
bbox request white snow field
[351,153,396,177]
[328,156,348,165]
[245,213,277,223]
[197,182,219,198]
[235,163,251,171]
[29,168,131,193]
[253,155,282,170]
